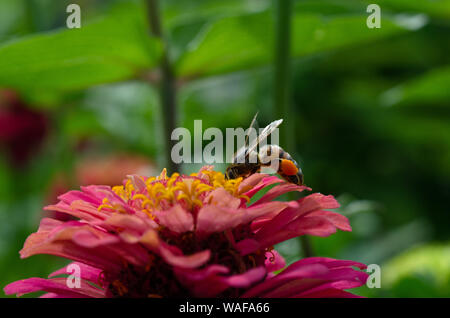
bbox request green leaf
[340,220,431,264]
[162,0,271,29]
[291,14,415,56]
[175,11,272,78]
[0,0,26,40]
[381,243,450,297]
[361,0,450,19]
[0,2,162,93]
[81,81,161,156]
[381,66,450,107]
[176,11,413,78]
[294,0,366,15]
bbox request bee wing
[232,112,259,163]
[233,117,283,163]
[249,118,283,154]
[245,112,259,147]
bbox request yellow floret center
[100,169,249,217]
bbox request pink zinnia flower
[4,166,367,298]
[45,153,157,221]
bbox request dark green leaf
[0,3,162,92]
[176,11,414,78]
[381,66,450,107]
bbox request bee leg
[279,173,304,186]
[225,166,236,180]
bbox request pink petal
[49,262,102,285]
[283,257,367,273]
[137,229,211,269]
[44,200,108,222]
[174,265,230,297]
[4,277,105,298]
[297,288,363,298]
[241,263,329,297]
[309,210,352,232]
[265,250,286,272]
[237,194,346,254]
[40,292,66,298]
[197,165,214,177]
[37,218,63,231]
[242,257,368,298]
[127,174,147,192]
[20,225,149,271]
[176,264,229,281]
[57,189,102,206]
[243,175,282,198]
[196,201,287,235]
[159,244,211,269]
[251,183,311,206]
[265,268,368,298]
[223,267,266,289]
[256,194,340,236]
[250,216,338,252]
[153,204,194,233]
[237,173,267,194]
[174,265,266,297]
[236,239,261,256]
[204,188,242,209]
[71,229,119,248]
[101,213,157,238]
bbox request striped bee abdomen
[258,145,304,185]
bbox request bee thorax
[258,144,282,165]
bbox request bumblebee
[225,113,304,185]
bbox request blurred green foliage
[0,0,449,297]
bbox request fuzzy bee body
[225,114,304,185]
[259,144,304,186]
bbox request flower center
[99,168,249,217]
[97,168,265,298]
[104,256,189,298]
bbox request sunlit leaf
[0,0,25,40]
[0,2,162,93]
[162,0,270,29]
[340,220,432,264]
[175,11,272,78]
[291,14,424,55]
[381,66,450,107]
[382,243,450,297]
[175,10,415,78]
[81,81,161,156]
[361,0,450,19]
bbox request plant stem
[147,0,179,174]
[273,0,314,257]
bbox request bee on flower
[4,166,367,298]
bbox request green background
[0,0,449,298]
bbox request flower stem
[147,0,179,174]
[273,0,314,258]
